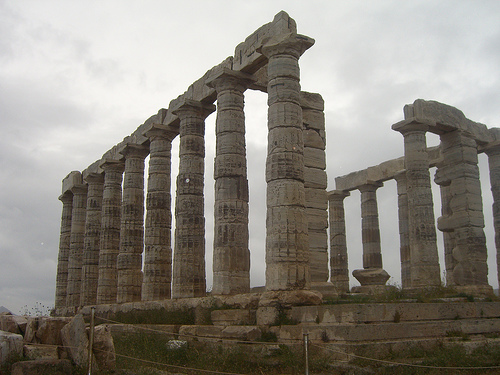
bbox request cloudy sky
[1,0,499,314]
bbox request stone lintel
[98,158,125,172]
[62,171,83,195]
[479,140,500,155]
[233,11,297,73]
[335,157,404,191]
[83,172,104,184]
[185,58,233,104]
[327,190,350,200]
[82,160,102,181]
[358,180,383,192]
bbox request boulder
[60,314,94,368]
[0,315,28,335]
[11,359,72,375]
[23,317,39,343]
[0,330,23,365]
[23,344,59,360]
[222,326,262,341]
[92,324,116,371]
[35,317,71,345]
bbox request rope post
[87,307,95,375]
[303,333,309,375]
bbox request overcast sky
[1,0,499,314]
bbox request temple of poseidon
[54,11,500,315]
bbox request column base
[310,281,340,299]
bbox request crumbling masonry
[55,12,498,313]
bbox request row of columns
[330,121,498,294]
[55,32,323,309]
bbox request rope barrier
[312,343,500,371]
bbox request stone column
[438,183,457,286]
[54,192,73,308]
[260,33,314,291]
[302,92,329,284]
[352,182,390,289]
[80,173,104,306]
[485,143,500,291]
[394,171,411,288]
[435,130,491,294]
[66,183,88,308]
[172,99,215,299]
[117,144,149,303]
[96,160,125,304]
[393,122,441,288]
[328,190,350,293]
[207,69,255,295]
[142,125,177,301]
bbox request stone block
[306,208,328,230]
[304,148,326,169]
[302,109,325,130]
[60,314,95,368]
[11,359,73,375]
[256,307,279,326]
[305,188,327,209]
[93,324,116,371]
[35,317,71,345]
[303,129,325,150]
[0,330,23,365]
[211,309,255,326]
[304,167,327,189]
[222,326,262,341]
[300,91,324,111]
[0,315,27,335]
[61,171,82,195]
[289,306,320,323]
[23,344,59,360]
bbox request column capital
[327,190,350,201]
[99,159,125,173]
[70,183,88,195]
[58,191,73,204]
[119,143,149,159]
[171,99,216,120]
[206,68,256,92]
[259,33,314,59]
[358,181,383,193]
[392,119,432,135]
[143,123,178,141]
[83,172,104,185]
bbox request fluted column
[394,171,411,288]
[435,130,491,293]
[172,99,215,299]
[142,125,177,301]
[328,190,350,293]
[393,122,441,288]
[207,69,255,295]
[438,183,457,286]
[117,144,149,303]
[54,192,73,308]
[260,33,314,291]
[66,183,88,308]
[96,160,124,304]
[80,173,104,306]
[485,143,500,291]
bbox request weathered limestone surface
[66,181,87,308]
[328,191,350,293]
[80,172,104,306]
[172,100,215,299]
[394,171,410,288]
[54,191,73,308]
[96,160,125,305]
[207,69,254,295]
[392,121,441,288]
[142,124,177,301]
[261,33,314,291]
[117,144,149,303]
[0,330,23,365]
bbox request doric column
[437,183,457,286]
[96,159,124,304]
[436,130,491,293]
[393,122,441,288]
[80,173,104,306]
[54,192,73,308]
[302,92,329,284]
[394,171,410,288]
[66,183,88,308]
[117,144,149,303]
[485,143,500,290]
[352,182,390,289]
[207,69,255,295]
[171,99,215,299]
[328,190,350,293]
[260,33,314,291]
[142,125,177,301]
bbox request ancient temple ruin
[54,11,498,314]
